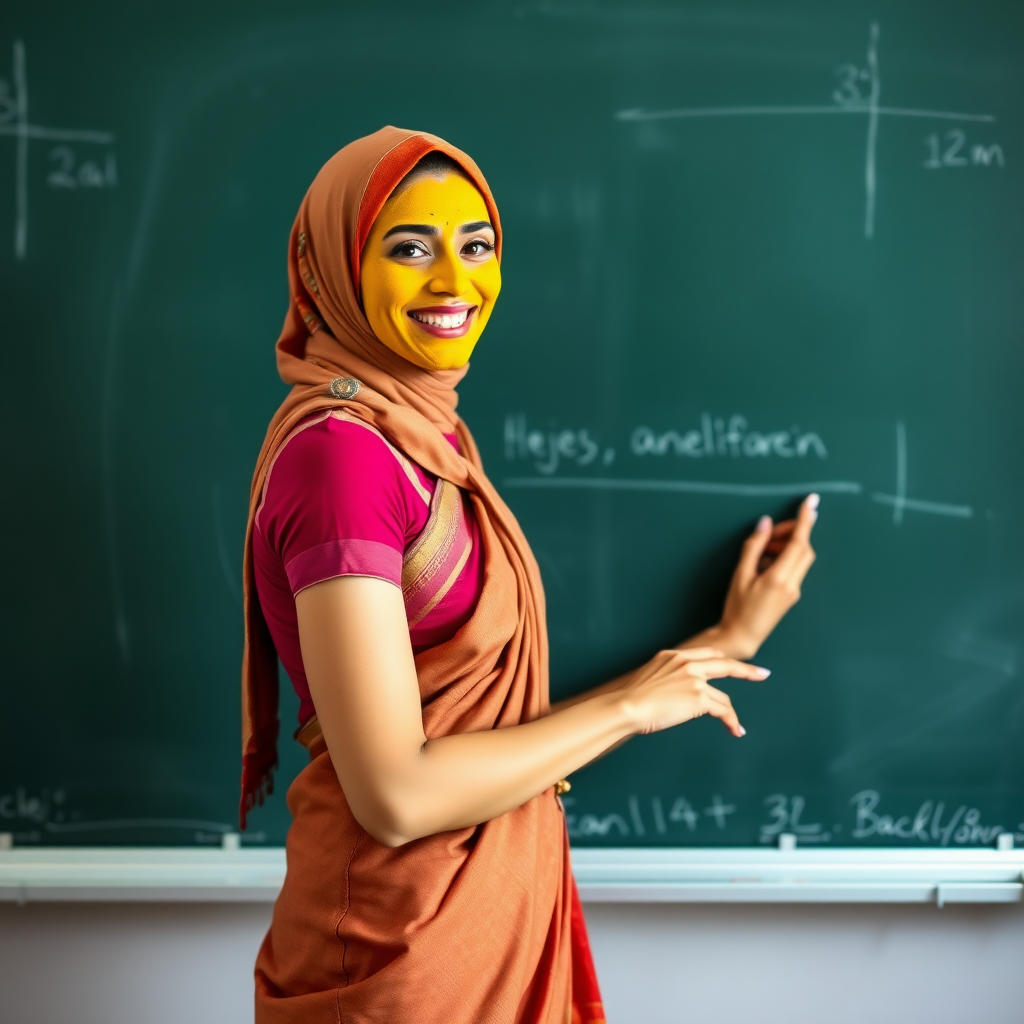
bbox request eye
[389,240,430,259]
[462,238,495,257]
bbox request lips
[408,304,477,339]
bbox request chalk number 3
[832,64,869,107]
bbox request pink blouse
[253,412,484,724]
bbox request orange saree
[240,127,605,1024]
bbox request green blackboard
[2,0,1022,849]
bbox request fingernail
[737,726,747,737]
[807,493,820,512]
[756,515,771,532]
[755,667,771,678]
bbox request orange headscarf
[240,126,508,818]
[242,126,576,1023]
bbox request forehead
[375,172,490,231]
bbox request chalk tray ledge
[1,846,1023,905]
[571,847,1024,904]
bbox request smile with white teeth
[410,309,470,329]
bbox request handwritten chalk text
[632,414,827,460]
[563,789,1017,845]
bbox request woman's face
[360,171,501,371]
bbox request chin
[427,358,471,372]
[414,345,476,372]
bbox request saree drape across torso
[242,127,588,1023]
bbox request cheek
[473,264,502,307]
[366,261,426,315]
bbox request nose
[427,238,471,297]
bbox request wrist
[605,687,645,738]
[706,623,759,661]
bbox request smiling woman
[241,126,817,1024]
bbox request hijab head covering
[243,127,593,1024]
[240,127,506,818]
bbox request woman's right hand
[616,646,770,738]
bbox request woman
[241,126,818,1024]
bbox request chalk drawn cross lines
[617,22,998,239]
[0,40,115,260]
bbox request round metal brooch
[329,376,361,400]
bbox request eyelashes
[389,241,430,258]
[386,238,495,260]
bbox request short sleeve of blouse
[256,414,426,596]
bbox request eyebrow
[382,223,438,239]
[381,219,494,241]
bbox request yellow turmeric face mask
[360,172,501,371]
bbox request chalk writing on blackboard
[0,785,66,825]
[564,791,1022,846]
[0,40,116,260]
[631,416,827,461]
[503,413,830,473]
[850,790,1006,845]
[617,22,1000,239]
[0,784,268,844]
[503,415,975,524]
[504,414,607,474]
[759,794,828,844]
[924,131,1005,170]
[46,144,117,190]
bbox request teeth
[412,309,469,328]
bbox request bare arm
[297,578,766,848]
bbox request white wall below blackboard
[0,901,1021,1024]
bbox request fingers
[680,657,770,682]
[791,493,820,544]
[769,534,817,587]
[733,514,774,588]
[643,648,726,685]
[764,495,819,580]
[794,544,816,582]
[745,510,811,576]
[763,521,797,556]
[703,685,745,737]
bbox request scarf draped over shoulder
[241,126,575,1022]
[240,126,536,816]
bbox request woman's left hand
[685,493,819,661]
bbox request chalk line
[502,477,862,497]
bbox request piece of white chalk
[996,832,1014,851]
[0,833,12,851]
[777,833,797,852]
[221,832,241,851]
